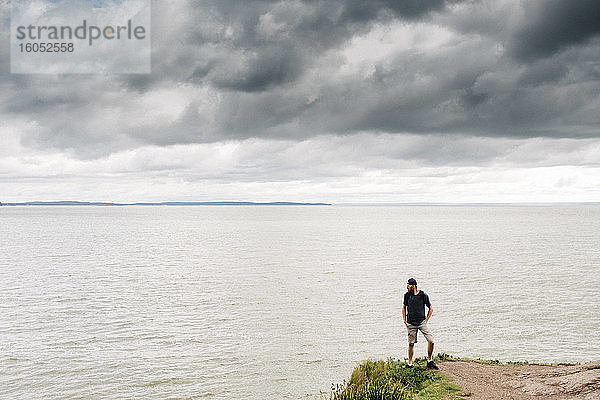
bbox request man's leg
[419,322,439,370]
[426,340,438,369]
[407,324,417,365]
[427,340,434,361]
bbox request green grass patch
[413,379,464,400]
[326,356,461,400]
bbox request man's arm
[402,305,407,325]
[425,305,433,322]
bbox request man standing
[402,277,438,369]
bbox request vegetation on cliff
[326,355,462,400]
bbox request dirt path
[437,360,600,400]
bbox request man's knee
[427,340,435,345]
[408,343,415,347]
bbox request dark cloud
[333,0,451,22]
[517,59,569,87]
[0,0,10,74]
[1,0,600,159]
[208,32,600,141]
[153,0,461,92]
[211,45,303,92]
[512,0,600,61]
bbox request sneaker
[405,363,413,368]
[426,360,439,370]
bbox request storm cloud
[512,0,600,61]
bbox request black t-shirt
[403,290,431,325]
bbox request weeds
[326,357,448,400]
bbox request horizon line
[2,200,600,207]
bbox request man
[402,277,438,369]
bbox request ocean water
[1,205,599,399]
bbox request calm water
[1,206,599,399]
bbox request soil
[437,360,600,400]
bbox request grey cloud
[0,0,10,74]
[2,0,600,159]
[146,0,462,92]
[211,33,599,140]
[517,59,569,87]
[5,134,598,185]
[439,0,522,38]
[331,0,451,22]
[210,45,304,92]
[511,0,600,61]
[122,0,600,140]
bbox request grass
[413,379,463,400]
[325,355,463,400]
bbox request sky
[1,0,600,203]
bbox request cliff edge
[439,360,600,399]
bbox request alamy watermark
[11,0,151,74]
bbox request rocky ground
[438,360,600,399]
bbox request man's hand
[425,305,433,324]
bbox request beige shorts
[407,321,434,344]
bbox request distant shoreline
[0,201,332,206]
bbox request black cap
[407,278,417,285]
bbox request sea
[1,205,599,399]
